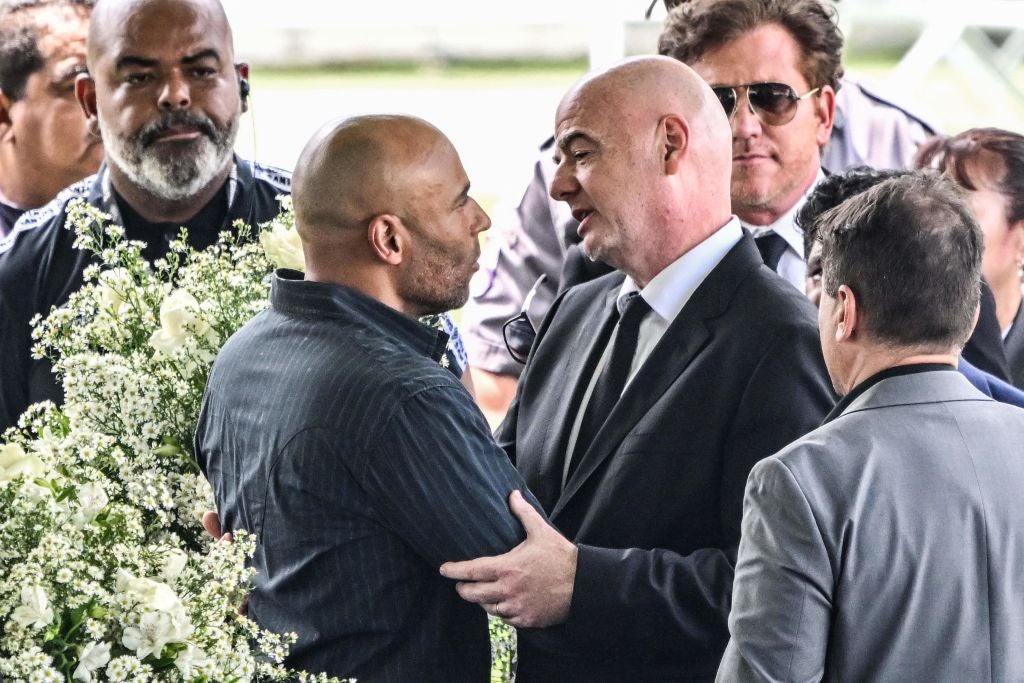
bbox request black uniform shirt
[0,157,291,431]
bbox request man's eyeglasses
[712,82,820,127]
[502,275,547,365]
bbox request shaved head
[293,115,450,243]
[558,55,732,182]
[292,114,491,316]
[88,0,233,65]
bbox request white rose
[73,642,112,683]
[259,221,305,271]
[0,443,46,482]
[115,570,182,613]
[11,585,54,629]
[148,289,210,354]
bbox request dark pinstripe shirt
[195,270,534,682]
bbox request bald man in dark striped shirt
[195,115,542,682]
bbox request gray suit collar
[839,370,991,419]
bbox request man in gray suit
[718,171,1024,682]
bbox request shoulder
[250,161,292,194]
[0,175,96,257]
[559,270,623,309]
[837,77,938,134]
[734,263,820,338]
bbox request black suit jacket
[1005,304,1024,389]
[497,235,835,681]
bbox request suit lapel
[552,235,762,519]
[531,284,619,511]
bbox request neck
[107,162,232,224]
[0,157,43,209]
[304,260,415,319]
[839,350,957,396]
[736,166,818,227]
[626,209,732,288]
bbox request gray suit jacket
[717,370,1024,682]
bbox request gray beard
[99,115,239,202]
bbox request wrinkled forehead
[90,0,233,65]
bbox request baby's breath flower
[0,205,344,682]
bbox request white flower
[96,268,130,315]
[73,642,111,683]
[148,289,210,354]
[115,570,181,612]
[259,220,305,271]
[11,586,54,629]
[0,442,46,482]
[121,610,180,660]
[174,644,209,678]
[160,548,188,583]
[70,481,109,528]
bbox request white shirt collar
[618,217,743,323]
[740,168,826,259]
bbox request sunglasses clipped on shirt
[502,274,547,365]
[712,82,821,127]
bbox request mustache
[137,110,220,147]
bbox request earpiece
[239,77,250,101]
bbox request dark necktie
[567,292,651,480]
[755,231,790,271]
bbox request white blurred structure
[222,0,647,65]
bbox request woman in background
[916,128,1024,389]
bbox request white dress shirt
[740,169,826,292]
[562,218,744,485]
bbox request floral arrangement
[0,197,516,682]
[0,199,334,682]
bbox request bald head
[550,56,734,283]
[88,0,233,65]
[292,114,490,316]
[293,115,451,241]
[562,56,731,178]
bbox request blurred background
[223,0,1024,213]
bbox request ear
[235,62,250,114]
[0,88,12,128]
[75,73,101,139]
[834,283,859,343]
[367,214,406,266]
[813,84,836,149]
[660,114,689,175]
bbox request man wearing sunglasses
[659,0,839,292]
[461,0,936,424]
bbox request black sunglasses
[502,274,547,365]
[712,82,820,127]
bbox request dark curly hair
[658,0,844,93]
[796,166,911,258]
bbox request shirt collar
[270,269,450,363]
[740,168,825,259]
[618,217,743,322]
[823,362,956,424]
